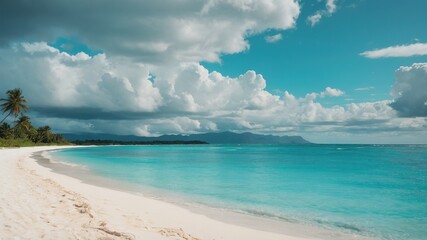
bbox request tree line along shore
[0,88,69,147]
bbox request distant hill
[63,131,311,144]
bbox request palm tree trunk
[0,112,11,124]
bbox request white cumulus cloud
[1,42,419,141]
[1,42,163,112]
[326,0,337,13]
[0,0,300,63]
[320,87,344,97]
[307,0,337,26]
[265,34,283,43]
[307,13,323,27]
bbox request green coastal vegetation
[0,88,69,147]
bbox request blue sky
[0,0,426,143]
[204,0,427,105]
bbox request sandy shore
[0,146,361,240]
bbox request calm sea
[50,144,427,240]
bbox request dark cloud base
[390,100,427,117]
[32,107,149,120]
[31,106,208,120]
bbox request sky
[0,0,426,143]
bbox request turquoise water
[51,145,427,240]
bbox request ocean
[49,144,427,240]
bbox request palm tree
[36,125,53,143]
[14,115,33,139]
[15,115,32,131]
[0,122,13,139]
[0,88,29,124]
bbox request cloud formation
[0,1,426,143]
[307,0,337,26]
[1,42,423,141]
[320,87,344,97]
[390,63,427,117]
[361,43,427,58]
[0,0,300,63]
[355,86,374,91]
[265,34,283,43]
[307,13,323,26]
[1,42,162,113]
[325,0,337,13]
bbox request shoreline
[1,146,368,239]
[40,148,368,240]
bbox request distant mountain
[63,131,311,144]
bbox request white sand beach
[0,146,359,240]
